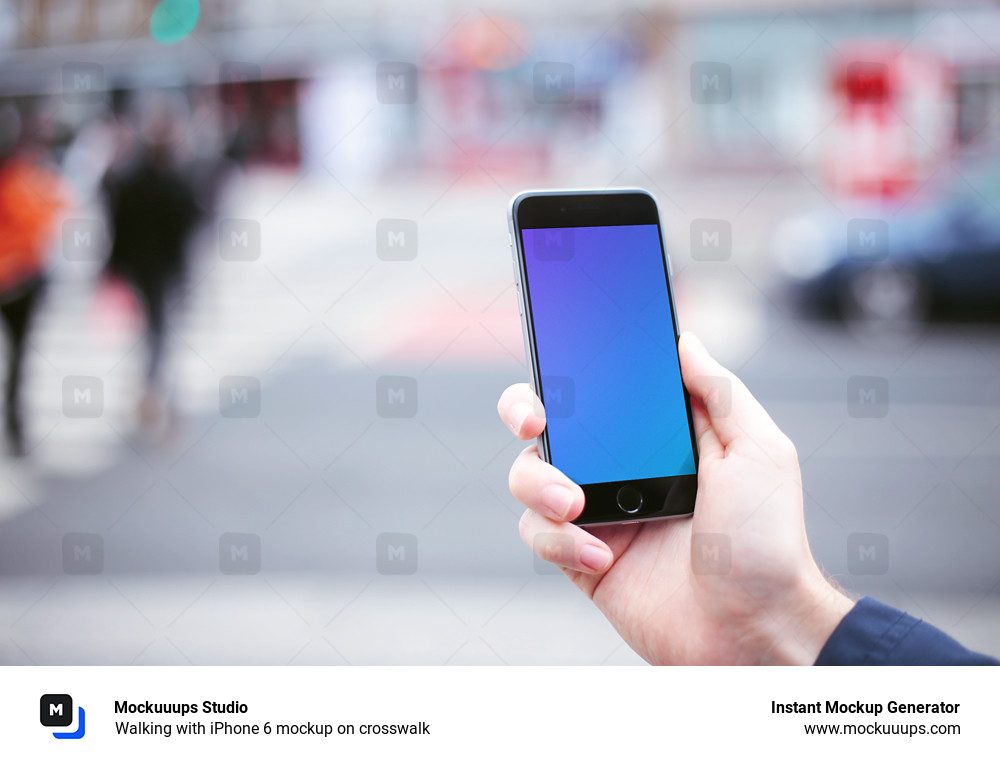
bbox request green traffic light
[150,0,200,44]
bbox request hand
[498,331,854,665]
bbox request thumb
[678,331,779,448]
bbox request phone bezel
[508,188,699,526]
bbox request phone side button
[516,290,524,316]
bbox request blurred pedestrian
[101,95,201,434]
[0,100,66,455]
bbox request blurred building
[2,0,1000,191]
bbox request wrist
[739,569,855,665]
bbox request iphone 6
[508,189,698,525]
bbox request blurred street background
[0,0,999,664]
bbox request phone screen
[521,223,695,487]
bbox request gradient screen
[522,224,696,486]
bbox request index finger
[497,383,546,440]
[678,331,783,449]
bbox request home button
[616,485,643,514]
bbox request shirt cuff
[815,596,999,666]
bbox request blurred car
[774,165,1000,323]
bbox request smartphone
[508,188,698,525]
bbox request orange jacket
[0,156,66,295]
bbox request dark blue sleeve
[815,597,999,666]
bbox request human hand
[498,331,853,665]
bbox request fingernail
[508,401,532,434]
[541,484,575,520]
[580,544,611,572]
